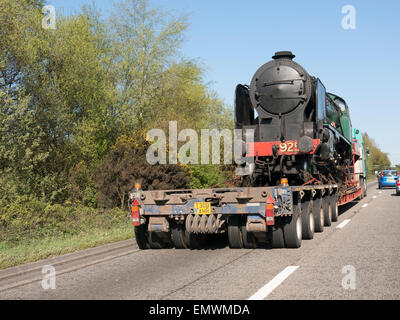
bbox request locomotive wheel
[147,231,168,249]
[312,197,324,233]
[330,193,339,222]
[283,205,302,248]
[271,223,285,248]
[134,224,150,249]
[322,195,332,227]
[171,221,188,249]
[301,199,314,240]
[228,215,244,249]
[240,218,257,249]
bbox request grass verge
[0,222,133,269]
[0,199,135,269]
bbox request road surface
[1,181,399,300]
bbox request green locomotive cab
[327,93,352,143]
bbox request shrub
[95,133,190,209]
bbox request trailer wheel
[171,221,188,249]
[271,224,285,248]
[283,205,302,248]
[185,231,205,250]
[228,215,243,249]
[147,231,168,249]
[363,179,367,197]
[312,197,324,232]
[134,225,150,249]
[241,218,257,249]
[322,195,332,227]
[301,199,314,240]
[330,193,339,222]
[358,180,364,200]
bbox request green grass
[0,222,134,270]
[0,199,138,269]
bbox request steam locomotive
[235,51,354,187]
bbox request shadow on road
[338,201,358,216]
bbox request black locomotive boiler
[235,51,354,187]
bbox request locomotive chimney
[272,51,295,60]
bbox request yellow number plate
[194,202,211,215]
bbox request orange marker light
[280,178,288,186]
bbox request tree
[362,132,391,178]
[151,60,233,131]
[109,0,188,133]
[0,0,233,207]
[0,0,115,202]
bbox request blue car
[378,170,399,188]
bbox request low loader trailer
[129,180,363,249]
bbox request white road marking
[336,219,351,229]
[372,196,377,199]
[378,191,382,194]
[248,266,298,300]
[362,203,369,208]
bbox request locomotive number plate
[194,202,211,215]
[279,141,299,153]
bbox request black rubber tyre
[228,215,243,249]
[301,199,314,240]
[241,218,257,249]
[171,221,188,249]
[363,179,367,197]
[147,231,166,249]
[185,231,205,250]
[358,177,364,200]
[312,197,324,233]
[283,204,302,248]
[330,193,339,222]
[134,224,150,249]
[271,224,285,248]
[322,195,332,227]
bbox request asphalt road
[1,181,399,300]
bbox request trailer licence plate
[194,202,211,215]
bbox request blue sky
[49,0,400,165]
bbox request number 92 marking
[279,141,298,153]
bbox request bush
[95,134,190,209]
[189,164,225,189]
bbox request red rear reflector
[265,196,275,226]
[131,201,140,226]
